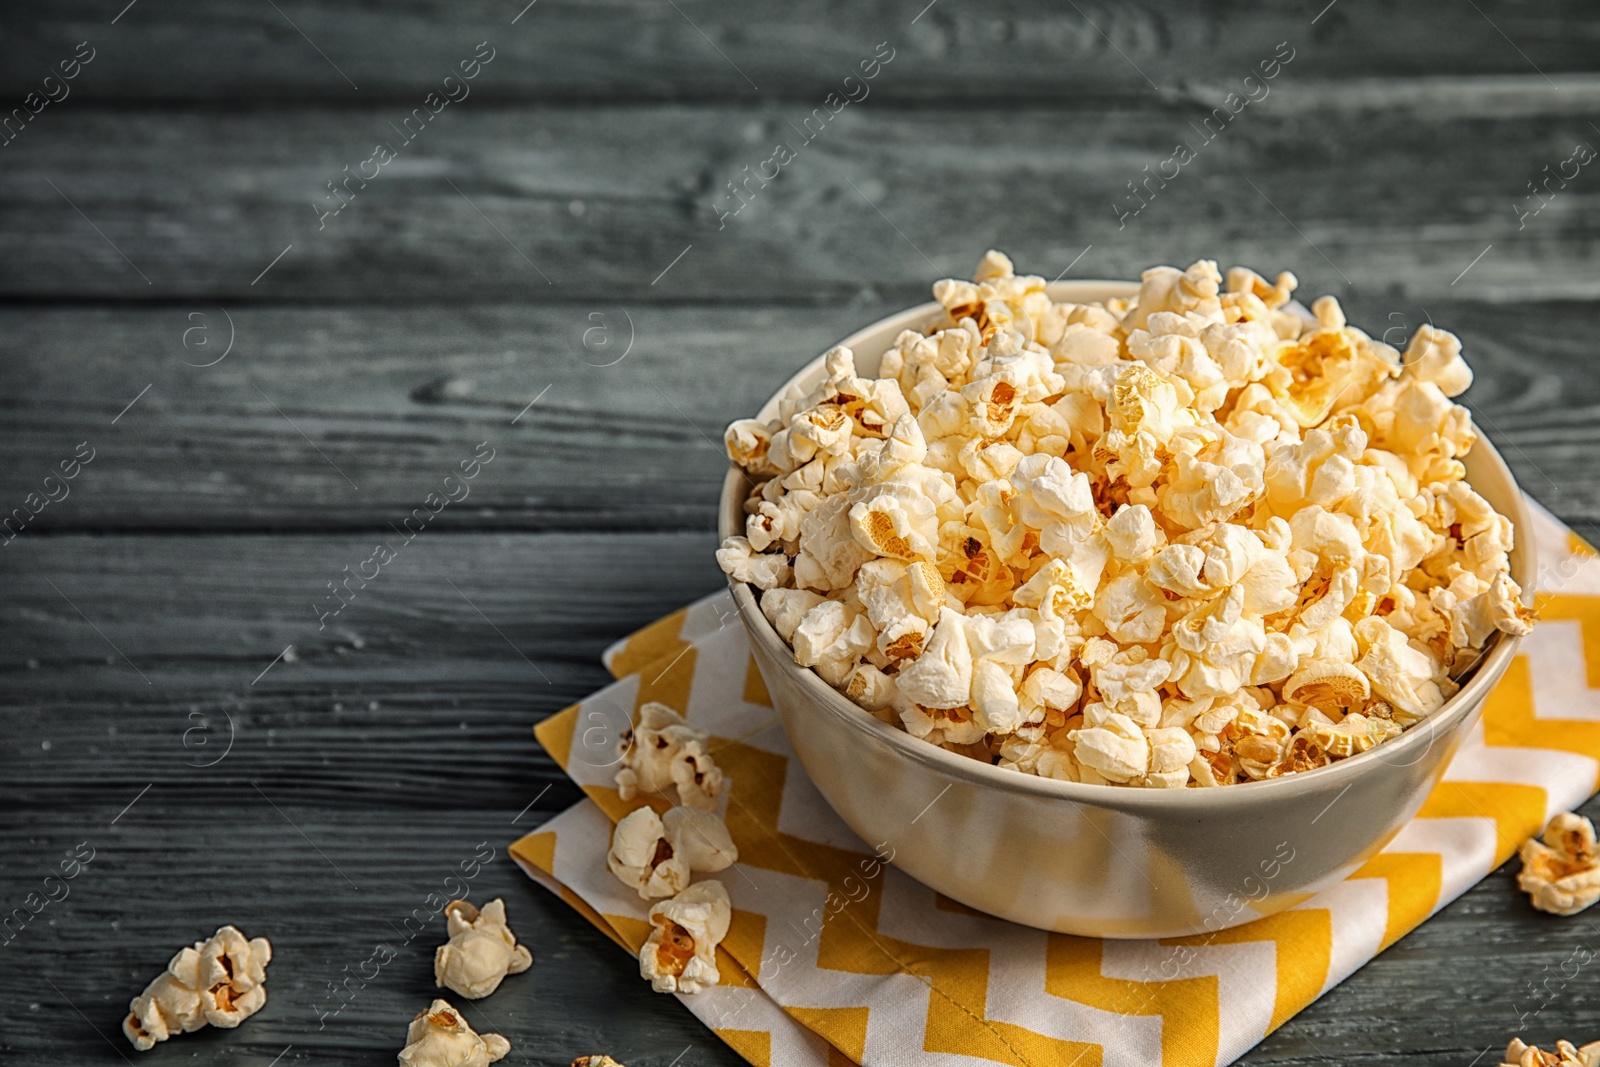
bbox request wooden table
[3,3,1599,1064]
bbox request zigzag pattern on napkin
[513,502,1600,1067]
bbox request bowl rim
[719,280,1536,812]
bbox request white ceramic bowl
[718,281,1535,938]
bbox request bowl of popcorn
[715,253,1535,938]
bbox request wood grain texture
[7,0,1600,1063]
[0,811,747,1067]
[3,298,1598,537]
[3,92,1598,304]
[3,1,1595,104]
[0,302,866,534]
[5,795,1600,1067]
[0,531,724,809]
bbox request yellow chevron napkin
[512,499,1600,1067]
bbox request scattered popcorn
[639,879,732,994]
[607,805,739,900]
[1301,712,1400,758]
[397,999,510,1067]
[1503,1038,1600,1067]
[433,899,533,1000]
[123,925,272,1051]
[716,535,792,590]
[718,253,1535,786]
[615,702,727,810]
[1518,812,1600,916]
[572,1058,628,1067]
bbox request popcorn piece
[1501,1039,1600,1067]
[1439,571,1534,650]
[640,880,732,995]
[397,999,510,1067]
[792,404,853,457]
[896,699,987,746]
[854,413,930,484]
[670,742,725,814]
[1021,666,1081,713]
[724,419,775,474]
[607,806,739,901]
[1402,324,1473,398]
[1123,261,1223,332]
[720,252,1531,786]
[794,496,874,592]
[792,599,876,686]
[1107,363,1190,442]
[1227,707,1291,780]
[1016,543,1107,617]
[1156,435,1264,530]
[760,587,825,643]
[964,610,1038,733]
[896,608,974,710]
[1093,572,1168,644]
[608,807,689,899]
[849,480,938,561]
[1144,727,1197,788]
[125,974,204,1051]
[1104,504,1164,565]
[716,536,792,591]
[1009,454,1098,542]
[665,807,740,872]
[1084,639,1169,725]
[572,1058,628,1067]
[1300,712,1400,758]
[1226,266,1298,311]
[1518,812,1600,916]
[434,899,533,1000]
[123,925,272,1051]
[974,248,1015,282]
[836,365,913,439]
[1264,732,1331,778]
[1270,327,1388,428]
[857,558,944,644]
[745,492,814,553]
[1281,661,1369,713]
[615,703,727,811]
[1353,617,1446,724]
[844,662,899,710]
[668,751,726,819]
[1069,707,1150,783]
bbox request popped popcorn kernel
[1501,1038,1600,1067]
[639,880,732,995]
[398,998,511,1067]
[1519,812,1600,916]
[123,925,272,1051]
[717,252,1532,787]
[433,899,533,1000]
[607,805,739,901]
[615,702,728,811]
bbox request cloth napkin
[511,499,1600,1067]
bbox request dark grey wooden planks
[2,0,1595,103]
[3,93,1598,303]
[4,799,1600,1067]
[2,299,1598,536]
[0,531,724,809]
[0,809,747,1066]
[0,303,866,534]
[5,0,1600,1062]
